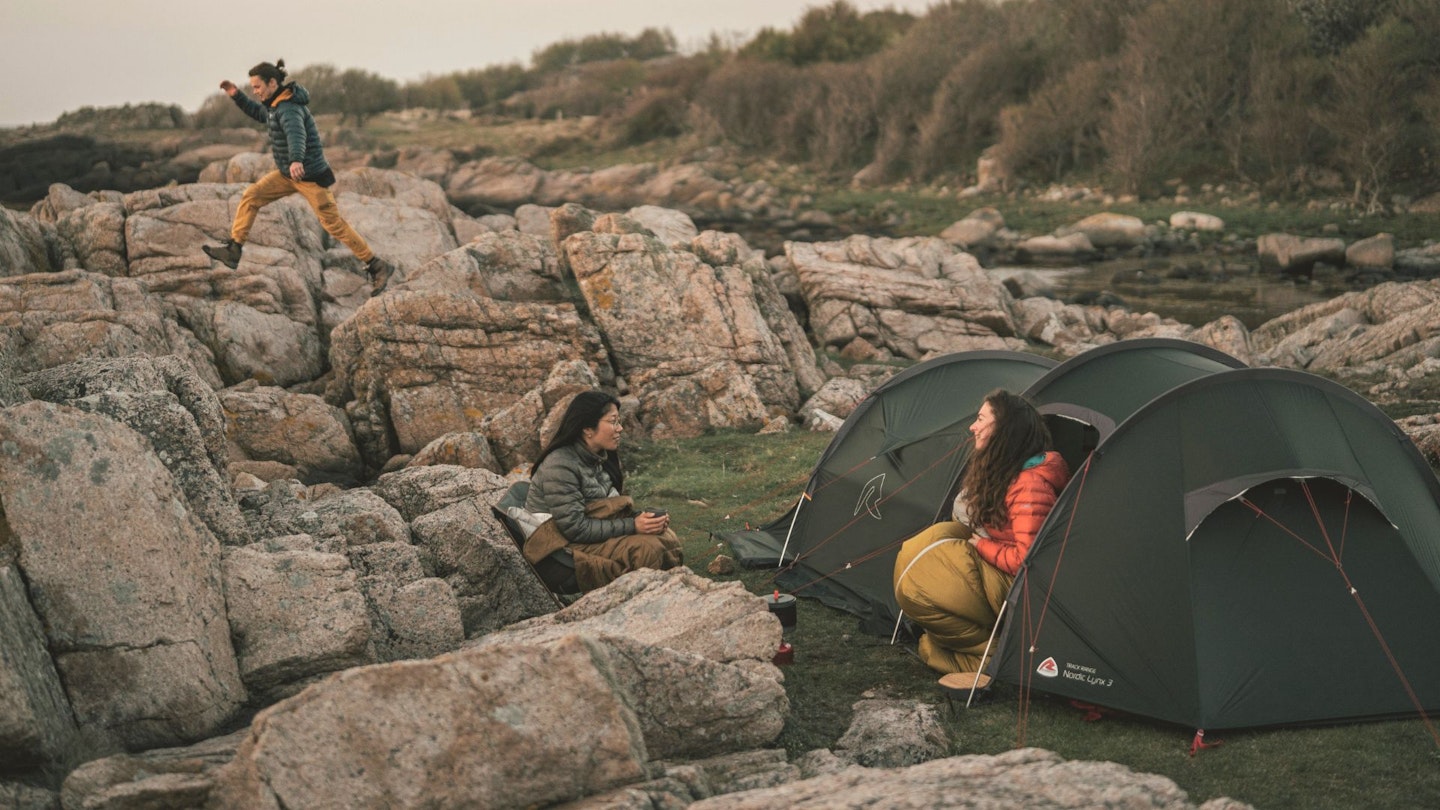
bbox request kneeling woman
[523,390,683,591]
[893,389,1070,675]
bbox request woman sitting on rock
[522,390,683,592]
[893,389,1071,675]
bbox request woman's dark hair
[532,390,624,491]
[248,59,288,85]
[961,389,1051,529]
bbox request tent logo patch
[1036,657,1059,678]
[855,473,885,520]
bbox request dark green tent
[988,368,1440,730]
[721,350,1056,632]
[1025,338,1246,467]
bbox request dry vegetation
[10,0,1438,213]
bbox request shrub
[290,64,401,125]
[779,61,876,169]
[1287,0,1395,55]
[532,28,676,73]
[604,54,720,147]
[739,1,915,65]
[191,93,252,129]
[912,37,1050,178]
[402,75,464,111]
[1101,0,1296,194]
[1236,31,1326,194]
[865,0,1013,179]
[608,87,690,146]
[508,59,647,119]
[453,64,532,111]
[694,59,807,151]
[993,58,1114,184]
[1315,8,1439,208]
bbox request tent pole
[776,491,808,568]
[890,611,905,645]
[968,599,1008,708]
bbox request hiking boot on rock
[202,239,243,269]
[366,256,394,297]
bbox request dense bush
[402,75,464,111]
[190,93,253,129]
[291,65,401,126]
[1314,2,1440,209]
[602,54,720,147]
[54,103,187,131]
[448,64,532,111]
[695,59,808,152]
[1101,0,1289,194]
[698,0,1439,200]
[993,58,1113,184]
[532,28,676,73]
[739,1,914,65]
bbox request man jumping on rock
[203,58,393,297]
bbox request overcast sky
[0,0,938,128]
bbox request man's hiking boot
[366,256,394,297]
[202,239,243,269]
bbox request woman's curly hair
[960,389,1051,528]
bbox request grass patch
[623,428,1440,809]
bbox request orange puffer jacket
[971,451,1071,575]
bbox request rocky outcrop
[222,542,374,700]
[1170,211,1225,232]
[469,564,789,760]
[1396,242,1440,277]
[204,636,647,809]
[479,359,601,473]
[1250,280,1440,374]
[59,730,246,810]
[0,269,222,388]
[198,568,786,810]
[1346,233,1395,270]
[403,229,566,302]
[407,431,501,471]
[21,354,251,546]
[443,156,780,218]
[0,402,246,752]
[686,748,1250,809]
[1015,232,1097,264]
[799,377,869,425]
[0,563,83,780]
[789,235,1022,359]
[690,230,825,401]
[564,227,805,435]
[326,291,609,468]
[0,204,54,278]
[219,381,363,484]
